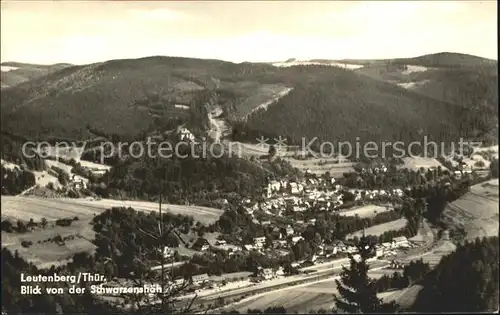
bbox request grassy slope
[1,62,72,88]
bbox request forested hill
[338,52,497,68]
[245,70,483,146]
[411,236,499,312]
[0,56,338,140]
[1,53,496,145]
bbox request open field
[283,158,355,177]
[32,171,61,189]
[346,218,408,239]
[400,157,447,171]
[232,271,387,313]
[1,218,96,268]
[229,241,446,314]
[228,141,355,176]
[229,141,284,158]
[44,159,74,174]
[1,159,62,189]
[473,145,499,160]
[400,240,456,267]
[0,196,224,225]
[1,198,223,268]
[78,160,112,171]
[209,272,253,282]
[443,179,499,240]
[338,205,391,218]
[35,145,112,171]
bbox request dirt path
[208,106,230,143]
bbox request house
[390,260,405,269]
[192,273,210,285]
[275,266,285,277]
[308,178,317,185]
[334,241,347,252]
[261,221,271,226]
[285,225,294,236]
[291,236,304,244]
[277,240,287,247]
[392,236,409,248]
[243,244,254,251]
[71,175,87,189]
[253,236,266,248]
[382,242,394,250]
[289,182,304,195]
[268,180,281,192]
[293,206,306,212]
[191,238,210,251]
[215,240,227,246]
[162,246,174,258]
[454,170,462,180]
[178,127,195,141]
[173,278,185,287]
[259,268,275,280]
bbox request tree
[490,159,499,178]
[16,220,27,233]
[1,220,14,232]
[334,236,398,313]
[411,236,499,313]
[268,145,277,157]
[263,306,287,314]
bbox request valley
[1,43,498,315]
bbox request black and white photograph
[1,1,498,314]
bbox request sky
[1,1,497,65]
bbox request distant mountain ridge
[1,52,497,145]
[1,61,73,89]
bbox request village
[144,166,432,298]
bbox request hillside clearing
[400,157,447,171]
[397,80,430,90]
[243,86,293,117]
[283,158,355,177]
[1,218,96,268]
[337,205,391,218]
[443,179,499,240]
[346,218,408,239]
[0,196,224,225]
[232,272,386,313]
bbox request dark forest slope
[245,70,485,147]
